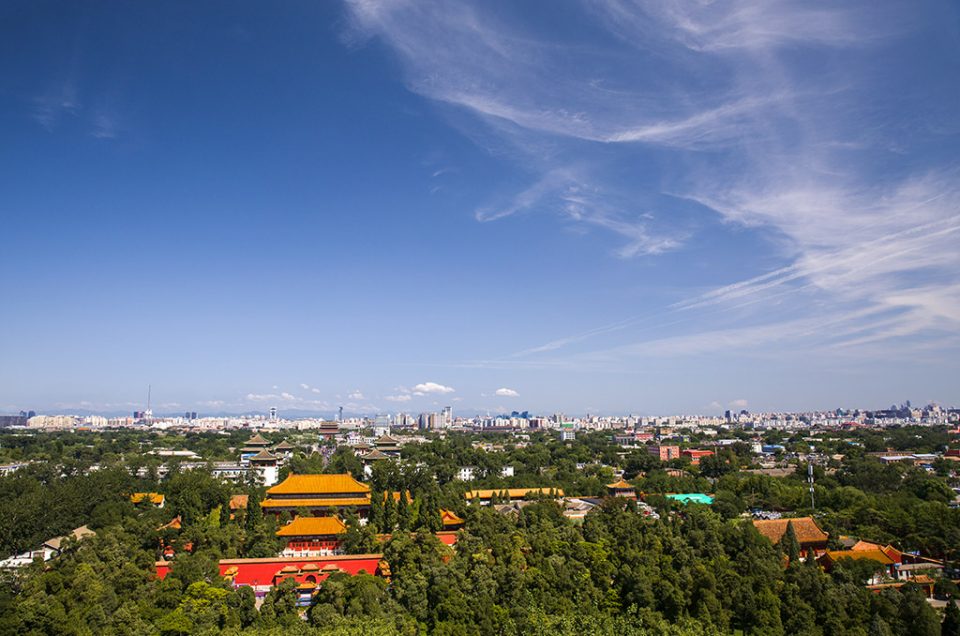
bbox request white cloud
[300,383,311,390]
[90,112,118,139]
[311,387,322,394]
[728,399,749,409]
[348,390,365,400]
[31,80,80,131]
[245,392,300,403]
[495,388,519,397]
[385,394,412,403]
[412,381,455,395]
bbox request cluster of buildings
[2,399,956,439]
[752,517,949,594]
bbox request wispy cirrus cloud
[344,0,959,364]
[32,80,80,131]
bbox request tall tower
[144,385,153,421]
[269,407,277,422]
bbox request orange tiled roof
[607,479,634,490]
[752,517,829,546]
[276,516,347,537]
[156,516,182,531]
[266,474,370,497]
[229,495,249,510]
[881,545,903,562]
[465,487,564,500]
[851,539,883,551]
[261,497,371,508]
[850,540,903,562]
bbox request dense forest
[0,427,958,635]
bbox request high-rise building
[269,407,278,421]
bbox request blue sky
[1,1,958,416]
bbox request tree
[258,577,299,628]
[383,491,398,533]
[341,510,378,554]
[868,613,894,636]
[397,491,411,531]
[783,520,801,564]
[897,583,941,636]
[943,600,960,636]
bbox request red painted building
[155,554,386,593]
[648,445,681,461]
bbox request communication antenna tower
[807,461,816,510]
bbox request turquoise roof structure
[666,493,714,505]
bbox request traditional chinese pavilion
[277,516,346,557]
[606,478,636,499]
[440,509,465,530]
[261,473,372,516]
[239,433,272,456]
[753,517,829,558]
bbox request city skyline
[2,1,959,415]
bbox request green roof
[666,493,714,505]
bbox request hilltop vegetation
[0,427,958,635]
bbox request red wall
[222,555,383,587]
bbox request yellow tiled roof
[276,516,347,537]
[465,487,564,500]
[607,479,634,490]
[823,549,895,565]
[261,497,371,508]
[440,509,464,526]
[266,474,370,497]
[131,492,165,505]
